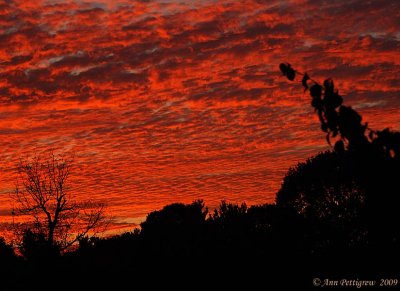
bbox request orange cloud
[0,0,399,234]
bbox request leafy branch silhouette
[279,63,400,159]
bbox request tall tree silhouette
[12,153,109,254]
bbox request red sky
[0,0,399,232]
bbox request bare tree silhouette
[11,153,109,254]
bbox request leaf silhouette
[310,84,322,100]
[323,78,334,93]
[332,92,343,108]
[302,73,310,92]
[279,63,288,75]
[311,98,323,110]
[286,65,296,81]
[279,63,296,81]
[324,92,343,109]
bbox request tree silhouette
[140,200,208,256]
[277,151,368,253]
[0,237,17,262]
[277,152,365,222]
[278,63,400,248]
[20,229,60,261]
[0,237,21,290]
[208,201,249,248]
[12,153,109,254]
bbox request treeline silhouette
[3,199,399,289]
[1,64,399,290]
[0,201,342,289]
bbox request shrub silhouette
[0,237,17,262]
[20,229,60,262]
[278,151,366,223]
[140,200,208,256]
[208,201,307,257]
[0,237,22,290]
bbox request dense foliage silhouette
[279,63,400,250]
[20,229,61,262]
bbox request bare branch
[10,152,109,252]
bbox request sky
[0,0,399,232]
